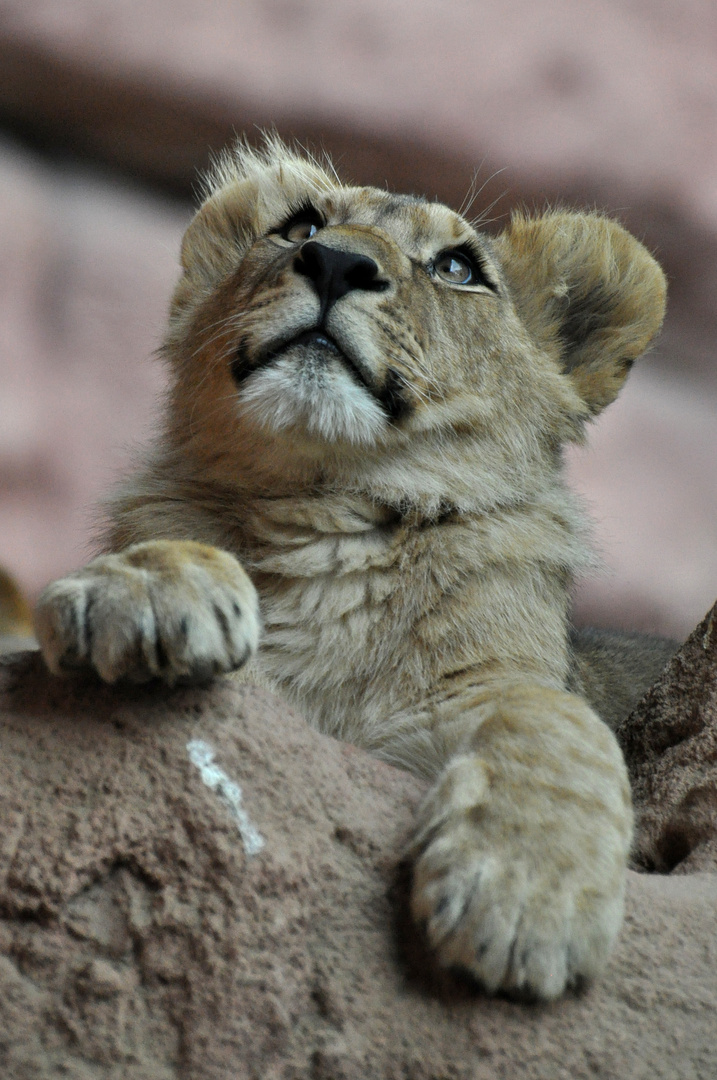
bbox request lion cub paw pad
[410,759,624,1001]
[35,541,260,685]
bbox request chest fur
[243,500,583,740]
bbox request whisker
[461,167,509,223]
[187,340,246,433]
[186,388,242,438]
[469,187,511,231]
[188,313,247,361]
[458,160,488,218]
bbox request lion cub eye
[279,206,324,244]
[432,248,491,288]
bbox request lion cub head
[163,137,665,512]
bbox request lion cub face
[228,190,504,447]
[165,139,666,503]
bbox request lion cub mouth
[235,325,389,445]
[258,327,378,400]
[272,328,343,361]
[233,328,352,384]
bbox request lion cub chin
[35,136,669,1001]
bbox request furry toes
[409,753,629,1001]
[35,540,260,685]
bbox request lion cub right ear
[496,210,667,414]
[179,186,260,286]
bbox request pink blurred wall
[0,0,715,639]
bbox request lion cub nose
[294,241,386,316]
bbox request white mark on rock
[187,738,265,856]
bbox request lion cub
[35,138,668,1001]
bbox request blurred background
[0,0,715,641]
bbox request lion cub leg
[410,683,632,1000]
[35,540,259,685]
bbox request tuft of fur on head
[199,132,340,205]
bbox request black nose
[294,241,386,318]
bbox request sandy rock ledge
[1,642,716,1079]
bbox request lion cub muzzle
[294,239,388,324]
[235,227,415,443]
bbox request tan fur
[34,137,667,1000]
[0,567,33,639]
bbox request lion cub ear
[496,210,667,413]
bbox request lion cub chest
[247,511,479,739]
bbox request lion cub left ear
[496,210,667,414]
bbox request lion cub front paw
[410,754,628,1001]
[35,540,260,685]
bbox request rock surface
[1,638,716,1080]
[619,599,717,875]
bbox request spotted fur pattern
[35,136,667,1000]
